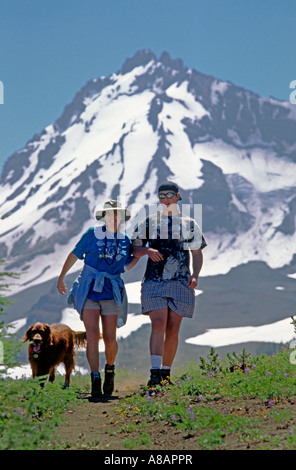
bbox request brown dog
[21,322,87,386]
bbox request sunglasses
[158,192,178,199]
[103,210,120,216]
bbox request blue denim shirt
[67,264,128,328]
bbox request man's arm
[188,248,203,289]
[132,239,164,262]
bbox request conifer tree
[0,260,22,372]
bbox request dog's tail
[74,331,103,349]
[74,331,87,349]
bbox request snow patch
[186,317,296,347]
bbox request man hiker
[132,181,207,387]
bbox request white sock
[151,355,162,369]
[161,365,170,370]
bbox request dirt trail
[57,374,198,451]
[57,374,296,451]
[57,376,144,450]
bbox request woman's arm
[57,252,79,294]
[125,256,140,271]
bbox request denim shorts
[83,298,122,315]
[141,279,195,318]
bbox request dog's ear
[20,325,33,343]
[43,324,54,346]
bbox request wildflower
[265,371,271,376]
[252,364,256,369]
[171,414,177,421]
[145,391,153,402]
[268,399,275,406]
[187,406,195,421]
[244,367,250,375]
[198,394,203,400]
[284,372,288,378]
[16,407,24,417]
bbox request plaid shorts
[141,279,195,318]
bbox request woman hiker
[57,200,138,400]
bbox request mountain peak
[1,50,296,294]
[120,49,156,74]
[120,49,185,75]
[159,51,184,72]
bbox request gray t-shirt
[132,212,207,282]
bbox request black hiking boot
[161,368,173,385]
[147,368,162,387]
[103,364,115,396]
[90,371,102,400]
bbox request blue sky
[0,0,295,174]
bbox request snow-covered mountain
[1,49,296,365]
[1,49,296,296]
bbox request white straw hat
[95,199,131,221]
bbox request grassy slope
[3,345,296,450]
